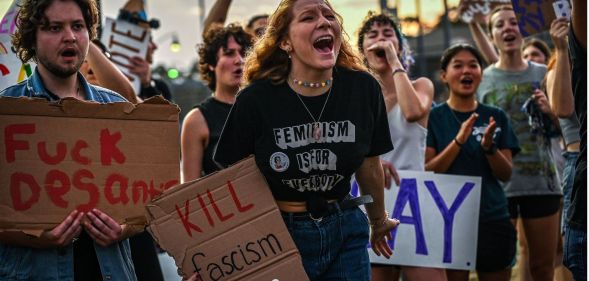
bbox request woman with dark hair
[181,23,252,181]
[426,44,519,281]
[522,38,551,65]
[213,0,399,279]
[356,11,445,281]
[478,6,561,281]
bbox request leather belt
[281,194,373,222]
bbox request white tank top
[380,104,428,171]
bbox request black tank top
[196,97,232,176]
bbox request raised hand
[128,56,152,87]
[366,40,402,68]
[456,112,479,145]
[481,116,497,150]
[550,18,570,51]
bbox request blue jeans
[282,207,370,281]
[0,239,137,281]
[564,226,587,281]
[561,151,579,234]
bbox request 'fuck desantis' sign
[0,96,180,231]
[146,157,309,281]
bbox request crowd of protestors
[0,0,585,281]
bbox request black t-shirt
[214,68,393,201]
[139,78,172,101]
[568,28,586,229]
[196,97,233,176]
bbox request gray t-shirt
[559,114,581,147]
[477,61,561,197]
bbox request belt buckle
[306,195,328,222]
[308,212,323,222]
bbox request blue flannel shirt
[0,68,137,281]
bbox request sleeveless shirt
[380,104,427,171]
[196,97,232,176]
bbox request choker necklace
[292,83,333,140]
[293,77,332,88]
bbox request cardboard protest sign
[100,17,149,94]
[458,0,512,23]
[0,0,34,90]
[511,0,562,37]
[146,157,309,281]
[352,171,482,270]
[0,96,180,231]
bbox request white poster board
[351,171,482,270]
[100,17,149,94]
[0,0,34,91]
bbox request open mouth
[61,48,77,59]
[503,34,516,43]
[375,49,386,58]
[233,68,243,76]
[460,77,474,86]
[313,35,334,54]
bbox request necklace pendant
[313,122,321,140]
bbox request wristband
[370,211,389,227]
[392,67,406,77]
[454,138,464,148]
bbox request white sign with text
[352,171,482,270]
[100,17,149,94]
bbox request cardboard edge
[147,223,189,277]
[147,156,256,206]
[0,96,180,121]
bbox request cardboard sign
[100,17,149,94]
[352,171,482,270]
[458,0,512,23]
[0,96,180,231]
[511,0,559,37]
[147,157,309,281]
[0,0,34,90]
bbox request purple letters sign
[511,0,559,37]
[351,171,481,270]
